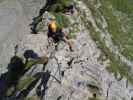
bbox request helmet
[48,15,56,20]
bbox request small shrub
[47,0,72,12]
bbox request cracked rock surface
[0,0,133,100]
[0,0,46,73]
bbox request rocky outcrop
[0,0,46,73]
[0,0,133,100]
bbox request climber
[47,16,73,51]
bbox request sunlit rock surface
[0,0,46,73]
[0,0,133,100]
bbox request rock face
[0,0,46,73]
[0,0,133,100]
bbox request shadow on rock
[36,70,51,98]
[24,50,40,60]
[0,56,25,99]
[15,70,51,100]
[24,49,40,65]
[15,76,40,99]
[0,49,48,100]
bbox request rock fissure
[0,0,133,100]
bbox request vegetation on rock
[82,0,133,84]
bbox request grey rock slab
[0,0,29,73]
[0,0,46,73]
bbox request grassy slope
[100,0,133,60]
[82,0,133,83]
[98,0,133,82]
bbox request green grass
[4,56,48,97]
[90,24,132,83]
[99,0,133,60]
[81,0,133,84]
[15,57,47,94]
[108,0,133,14]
